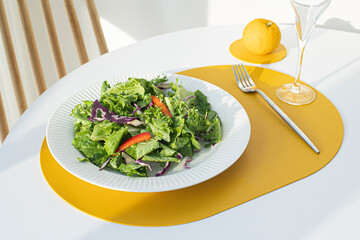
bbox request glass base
[276,83,316,105]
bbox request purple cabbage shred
[135,159,152,171]
[184,158,193,170]
[131,103,143,116]
[146,102,153,109]
[88,100,136,124]
[184,95,196,102]
[99,158,110,171]
[155,162,171,176]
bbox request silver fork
[232,64,320,154]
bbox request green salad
[71,76,222,177]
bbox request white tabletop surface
[1,25,360,240]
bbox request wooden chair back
[0,0,108,142]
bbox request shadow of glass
[278,23,329,52]
[312,56,360,87]
[319,18,360,34]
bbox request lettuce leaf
[182,125,201,150]
[107,78,146,96]
[185,108,211,134]
[169,135,189,151]
[149,75,168,86]
[192,90,211,114]
[142,106,172,142]
[106,154,147,177]
[203,116,222,147]
[71,101,94,132]
[178,140,193,157]
[142,153,180,163]
[158,143,177,157]
[164,96,188,117]
[71,76,222,177]
[104,127,128,155]
[72,133,108,166]
[125,138,160,160]
[91,120,118,141]
[100,81,111,99]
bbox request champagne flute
[276,0,331,105]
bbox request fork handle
[256,89,320,154]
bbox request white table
[1,25,360,240]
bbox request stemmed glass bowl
[276,0,331,105]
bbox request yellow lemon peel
[243,19,281,55]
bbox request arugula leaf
[203,116,222,146]
[192,90,211,114]
[206,110,218,121]
[178,140,193,157]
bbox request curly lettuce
[71,75,222,177]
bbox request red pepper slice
[115,132,151,152]
[151,95,172,118]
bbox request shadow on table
[312,56,360,88]
[75,150,360,240]
[0,124,46,173]
[319,18,360,34]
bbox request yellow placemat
[40,65,343,227]
[230,39,287,64]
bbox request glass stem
[293,38,307,93]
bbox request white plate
[46,73,251,192]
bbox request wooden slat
[86,0,108,55]
[0,0,27,114]
[64,0,89,64]
[0,91,9,142]
[18,0,47,94]
[41,0,66,78]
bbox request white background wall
[0,0,359,139]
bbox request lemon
[243,18,281,55]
